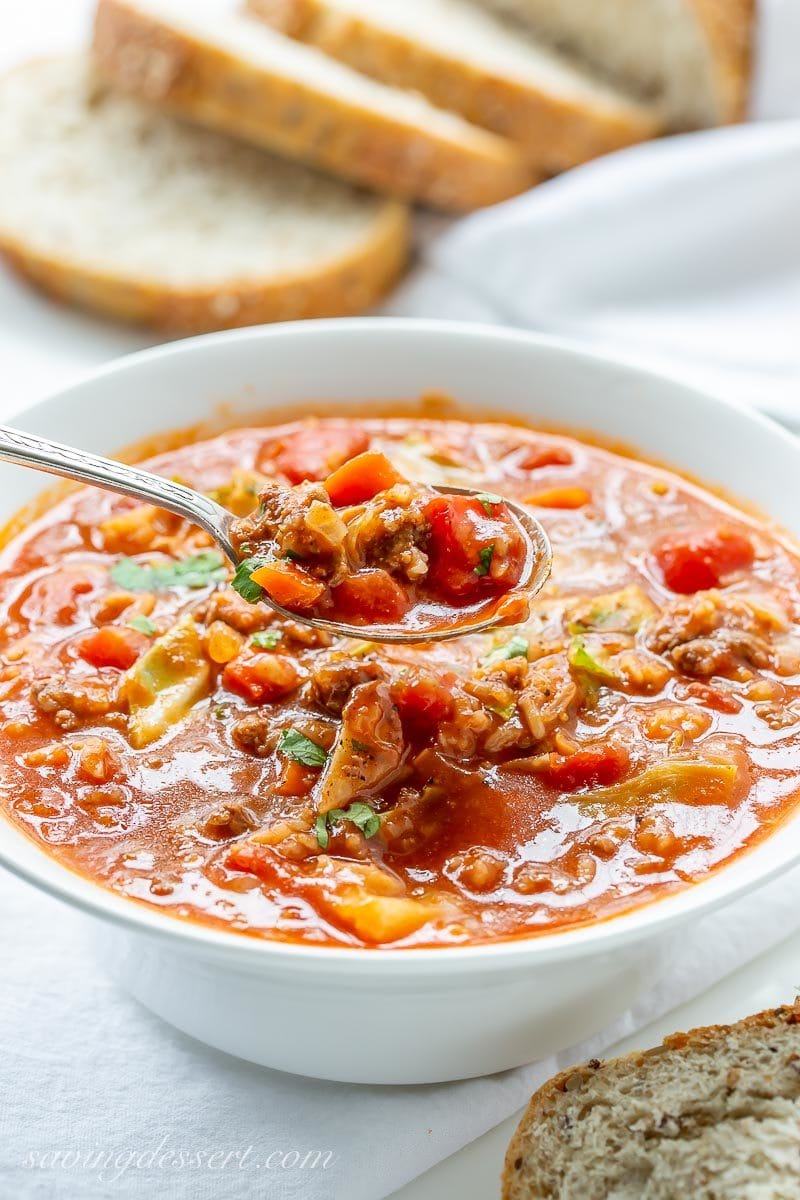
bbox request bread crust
[502,999,800,1200]
[0,200,408,333]
[691,0,757,123]
[247,0,661,172]
[92,0,533,212]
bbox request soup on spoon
[0,423,552,644]
[229,451,550,641]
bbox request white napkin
[3,4,800,1199]
[390,119,800,425]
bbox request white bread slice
[247,0,661,173]
[0,57,408,333]
[91,0,533,212]
[504,1001,800,1200]
[475,0,755,130]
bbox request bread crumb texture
[0,57,408,330]
[503,1003,800,1200]
[247,0,661,170]
[472,0,754,127]
[91,0,532,211]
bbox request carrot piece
[250,561,326,611]
[274,759,318,797]
[525,486,591,510]
[324,451,405,507]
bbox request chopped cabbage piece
[569,635,618,682]
[318,680,403,814]
[122,615,211,747]
[318,861,440,944]
[584,757,739,812]
[207,470,265,518]
[567,585,656,635]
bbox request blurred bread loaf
[92,0,532,212]
[247,0,662,173]
[503,1001,800,1200]
[0,57,408,332]
[474,0,756,128]
[0,0,757,331]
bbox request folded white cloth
[2,4,800,1200]
[390,119,800,424]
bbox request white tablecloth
[2,3,800,1197]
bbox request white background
[2,4,800,1199]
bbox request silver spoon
[0,423,552,643]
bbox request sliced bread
[91,0,533,212]
[474,0,756,129]
[503,1001,800,1200]
[246,0,661,173]
[0,57,409,332]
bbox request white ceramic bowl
[2,320,800,1085]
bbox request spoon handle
[0,424,236,562]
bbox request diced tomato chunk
[324,451,405,507]
[223,653,302,704]
[518,444,573,471]
[392,674,455,731]
[268,426,370,484]
[226,841,280,883]
[76,625,148,670]
[30,571,95,626]
[536,744,630,791]
[654,527,754,594]
[330,569,411,625]
[681,681,743,714]
[250,561,326,612]
[424,495,527,601]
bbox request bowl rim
[3,315,800,976]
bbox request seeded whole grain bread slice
[92,0,533,212]
[0,56,408,332]
[503,1001,800,1200]
[246,0,661,174]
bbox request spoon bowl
[0,423,552,642]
